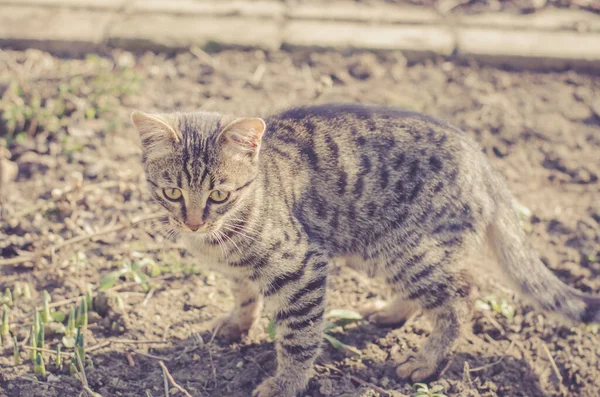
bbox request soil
[0,47,600,397]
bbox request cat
[131,103,600,397]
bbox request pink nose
[185,222,202,232]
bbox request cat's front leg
[253,251,329,397]
[212,277,262,341]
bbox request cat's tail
[488,189,600,323]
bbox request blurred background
[0,1,599,397]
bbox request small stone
[319,378,334,396]
[562,101,592,121]
[51,188,64,200]
[0,158,18,184]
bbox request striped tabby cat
[131,104,600,397]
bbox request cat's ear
[218,117,266,159]
[131,111,180,152]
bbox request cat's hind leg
[384,247,473,382]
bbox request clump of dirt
[0,48,599,397]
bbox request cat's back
[262,103,473,171]
[263,103,466,150]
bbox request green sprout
[23,283,32,300]
[86,286,94,312]
[76,328,85,362]
[34,352,46,376]
[13,282,23,299]
[33,311,41,335]
[37,324,45,350]
[55,345,62,369]
[13,336,20,365]
[4,288,13,306]
[78,298,88,330]
[29,326,37,361]
[413,383,447,397]
[41,292,52,323]
[1,305,9,338]
[62,306,77,348]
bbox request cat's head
[131,111,265,237]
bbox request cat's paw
[396,353,444,383]
[359,299,413,326]
[252,376,304,397]
[252,377,283,397]
[211,313,251,342]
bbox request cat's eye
[209,190,229,203]
[163,188,182,201]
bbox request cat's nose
[185,222,203,232]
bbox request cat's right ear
[131,111,180,153]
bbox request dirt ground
[0,47,600,397]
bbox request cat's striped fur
[132,104,600,397]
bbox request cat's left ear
[218,117,266,159]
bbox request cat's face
[131,111,265,239]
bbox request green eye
[209,190,229,203]
[163,188,182,201]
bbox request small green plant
[3,288,12,306]
[37,324,45,350]
[41,291,52,323]
[99,261,151,291]
[34,352,46,376]
[55,345,62,369]
[13,282,23,299]
[23,283,32,300]
[1,305,10,338]
[13,336,20,365]
[413,383,447,397]
[475,295,515,320]
[76,328,85,363]
[29,326,37,361]
[78,298,88,330]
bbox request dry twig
[126,353,135,368]
[134,350,171,361]
[22,345,74,358]
[159,360,193,397]
[542,342,563,383]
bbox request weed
[475,295,515,320]
[413,383,447,397]
[100,260,151,291]
[0,59,141,141]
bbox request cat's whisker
[221,220,262,236]
[211,230,227,258]
[222,226,260,243]
[218,230,244,256]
